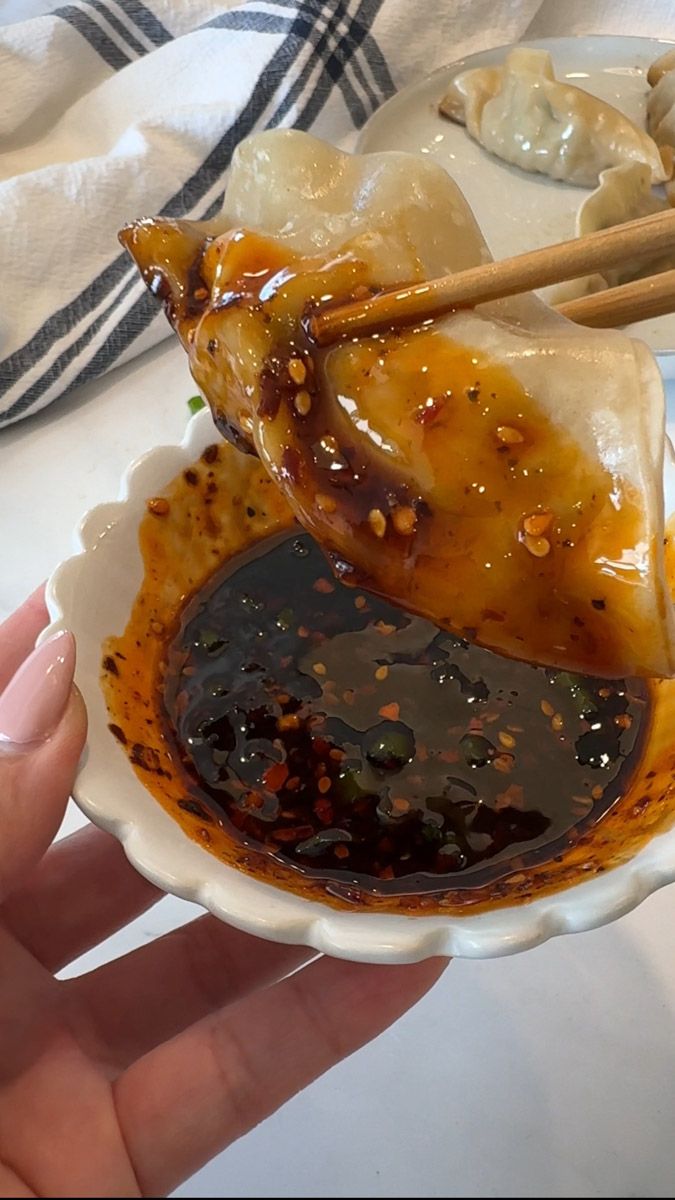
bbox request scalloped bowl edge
[40,408,675,963]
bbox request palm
[0,592,443,1197]
[0,927,141,1197]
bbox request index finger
[0,584,49,693]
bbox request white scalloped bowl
[42,407,675,962]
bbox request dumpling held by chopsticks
[121,130,675,679]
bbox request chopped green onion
[275,606,294,631]
[187,394,206,415]
[196,629,226,655]
[296,829,352,857]
[552,671,598,717]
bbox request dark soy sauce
[162,533,648,896]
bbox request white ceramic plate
[358,35,675,377]
[41,408,675,963]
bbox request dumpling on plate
[440,47,670,187]
[554,162,673,301]
[121,130,675,679]
[648,46,675,86]
[648,51,675,181]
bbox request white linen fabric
[1,0,674,427]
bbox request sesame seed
[354,595,367,610]
[524,533,551,558]
[375,665,389,681]
[374,621,396,636]
[498,730,516,749]
[541,699,554,717]
[496,425,524,445]
[147,497,169,516]
[313,662,327,675]
[368,507,387,538]
[288,357,307,385]
[317,776,332,793]
[294,389,312,416]
[391,505,417,536]
[551,712,564,732]
[523,510,553,537]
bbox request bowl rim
[41,406,675,963]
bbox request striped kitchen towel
[0,0,568,427]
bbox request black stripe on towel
[60,0,389,394]
[53,4,131,70]
[118,0,172,46]
[81,1,148,57]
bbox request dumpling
[648,52,675,178]
[121,130,675,679]
[440,47,670,187]
[648,46,675,87]
[554,162,673,302]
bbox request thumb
[0,633,87,902]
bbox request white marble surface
[3,335,675,1198]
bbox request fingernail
[0,631,75,746]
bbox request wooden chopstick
[309,208,675,345]
[555,269,675,328]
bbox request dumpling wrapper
[648,47,675,87]
[554,162,673,301]
[648,52,675,194]
[440,47,670,187]
[121,129,675,679]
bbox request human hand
[0,590,445,1197]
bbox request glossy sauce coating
[120,221,654,678]
[161,531,648,896]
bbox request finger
[0,686,87,901]
[73,914,315,1067]
[1,824,160,972]
[115,954,447,1195]
[0,584,48,692]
